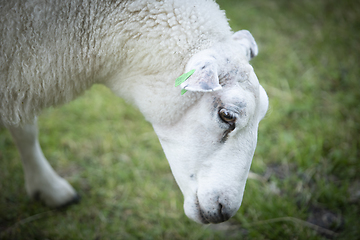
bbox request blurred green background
[1,0,359,239]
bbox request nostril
[218,202,224,221]
[219,202,231,222]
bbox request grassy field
[1,0,359,239]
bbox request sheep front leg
[8,120,79,207]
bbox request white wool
[0,0,232,126]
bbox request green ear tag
[180,89,188,95]
[175,69,195,95]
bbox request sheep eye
[219,109,236,123]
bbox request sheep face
[153,31,268,224]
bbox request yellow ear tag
[175,69,195,95]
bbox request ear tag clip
[175,69,195,95]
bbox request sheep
[0,0,269,224]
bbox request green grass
[1,0,359,239]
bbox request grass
[1,0,359,239]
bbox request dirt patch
[307,205,344,239]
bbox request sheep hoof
[57,193,81,209]
[27,175,80,208]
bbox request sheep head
[153,30,268,224]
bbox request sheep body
[0,0,231,126]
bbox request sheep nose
[200,201,232,224]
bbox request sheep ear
[232,30,258,60]
[180,62,222,93]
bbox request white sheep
[0,0,268,224]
